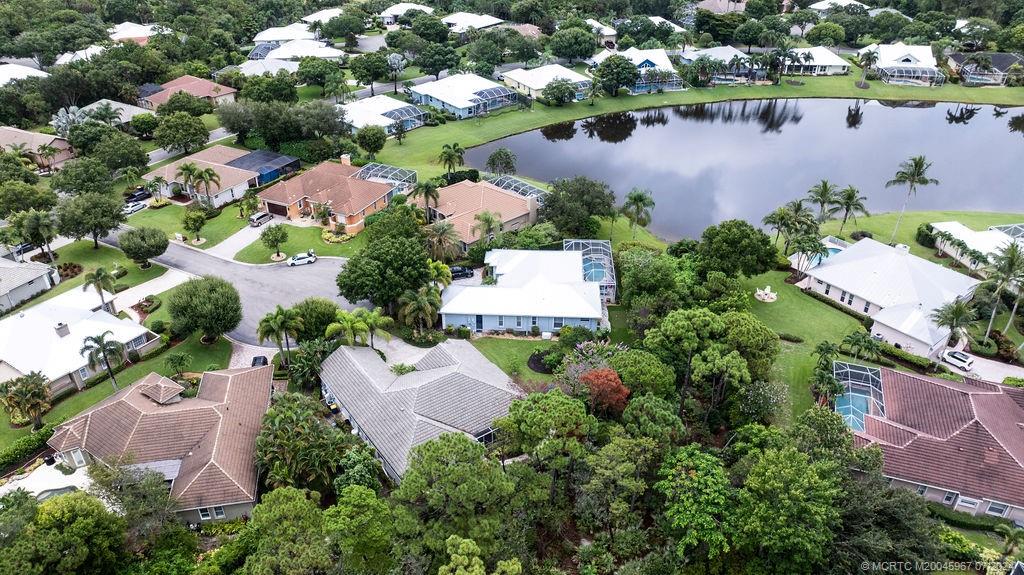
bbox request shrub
[321,229,352,244]
[775,252,792,271]
[149,198,171,209]
[457,326,471,339]
[850,230,873,240]
[150,319,166,333]
[990,330,1019,363]
[112,266,128,279]
[933,371,964,383]
[127,349,141,363]
[200,518,247,537]
[397,326,446,347]
[937,525,981,561]
[776,332,804,343]
[927,501,1012,532]
[390,363,415,375]
[878,341,937,372]
[144,296,162,314]
[113,283,129,293]
[530,325,541,336]
[970,336,998,358]
[915,223,935,248]
[203,207,223,220]
[801,288,869,322]
[0,424,56,471]
[1002,376,1024,388]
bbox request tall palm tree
[353,307,394,349]
[929,299,978,347]
[424,221,461,262]
[780,199,817,253]
[0,372,51,430]
[832,185,869,234]
[82,267,117,312]
[36,143,57,172]
[194,167,222,207]
[471,210,501,239]
[324,310,370,345]
[792,234,829,279]
[88,101,119,125]
[620,188,655,239]
[427,259,452,289]
[762,207,788,245]
[858,50,878,87]
[398,286,441,336]
[258,306,304,367]
[994,524,1024,558]
[122,166,141,190]
[843,330,880,360]
[80,331,126,391]
[175,162,200,199]
[884,155,940,244]
[438,143,465,179]
[982,242,1024,342]
[409,181,440,218]
[806,179,838,223]
[810,368,843,407]
[21,209,57,262]
[147,175,167,201]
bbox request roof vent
[55,322,70,338]
[894,244,910,254]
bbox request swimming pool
[835,392,870,431]
[583,259,606,282]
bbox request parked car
[11,242,34,257]
[942,350,975,372]
[449,265,474,279]
[122,201,146,215]
[126,189,152,203]
[287,250,317,266]
[251,356,268,367]
[249,211,273,227]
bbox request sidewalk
[114,268,193,320]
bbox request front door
[475,315,483,331]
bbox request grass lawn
[127,204,248,249]
[598,217,667,250]
[607,305,634,346]
[740,270,864,420]
[0,334,231,448]
[298,85,325,102]
[29,241,167,307]
[200,113,220,131]
[142,284,181,329]
[472,337,556,383]
[377,69,1024,179]
[233,225,368,263]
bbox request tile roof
[0,258,53,297]
[0,126,68,152]
[949,52,1024,73]
[411,179,533,244]
[143,75,237,107]
[257,160,391,216]
[48,366,272,510]
[143,145,258,191]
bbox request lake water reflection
[464,99,1024,240]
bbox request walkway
[114,268,193,320]
[146,127,234,166]
[204,221,267,259]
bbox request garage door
[266,202,288,216]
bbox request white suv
[942,350,975,372]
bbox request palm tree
[843,331,879,360]
[930,299,977,347]
[258,306,304,367]
[147,175,167,201]
[88,101,119,125]
[82,267,117,312]
[810,368,843,407]
[438,143,465,179]
[398,286,441,336]
[324,310,370,345]
[409,181,440,218]
[163,352,193,378]
[121,166,141,191]
[471,210,501,239]
[36,143,58,172]
[779,199,817,253]
[813,340,842,370]
[762,207,789,245]
[806,179,838,223]
[427,259,452,289]
[0,372,51,430]
[884,156,940,244]
[994,524,1024,558]
[175,162,200,199]
[80,331,126,391]
[858,50,878,88]
[21,209,57,262]
[194,167,222,207]
[832,185,869,234]
[353,308,393,349]
[792,234,829,279]
[424,221,461,262]
[982,242,1024,342]
[620,188,655,239]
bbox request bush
[150,319,166,333]
[937,525,981,561]
[927,501,1012,532]
[443,169,480,185]
[397,327,447,347]
[850,230,873,240]
[112,266,128,279]
[149,198,171,209]
[990,330,1020,363]
[530,325,541,336]
[457,326,471,339]
[113,283,129,293]
[127,349,141,363]
[321,229,352,244]
[776,332,804,343]
[915,223,935,248]
[970,336,998,358]
[203,207,223,220]
[775,252,792,271]
[200,518,247,537]
[878,341,937,372]
[143,296,162,314]
[801,288,869,322]
[1002,376,1024,388]
[0,424,56,471]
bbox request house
[930,221,1018,271]
[0,126,74,168]
[253,22,316,44]
[320,340,520,480]
[379,2,434,25]
[0,258,59,311]
[498,23,542,40]
[0,289,159,397]
[868,7,910,18]
[54,45,106,66]
[0,63,48,86]
[442,12,504,36]
[409,74,517,119]
[808,0,867,14]
[258,158,411,234]
[139,75,237,110]
[648,16,686,33]
[265,39,345,61]
[858,42,945,85]
[833,362,1024,523]
[783,46,851,75]
[592,47,683,92]
[679,45,756,82]
[803,238,980,359]
[413,179,537,252]
[76,99,151,127]
[303,8,344,24]
[947,52,1024,86]
[340,94,426,134]
[502,64,591,100]
[224,149,300,185]
[108,22,168,44]
[694,0,747,13]
[47,366,272,522]
[219,59,300,78]
[586,19,618,46]
[440,249,605,333]
[143,145,263,207]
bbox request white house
[253,22,316,44]
[379,2,434,25]
[340,94,426,133]
[54,45,106,66]
[0,258,59,312]
[591,47,683,92]
[108,22,168,43]
[784,46,851,75]
[858,42,945,85]
[808,0,867,14]
[804,238,980,358]
[930,221,1019,271]
[265,39,345,60]
[77,99,151,126]
[502,64,591,99]
[648,16,686,33]
[143,145,260,207]
[227,59,300,77]
[586,18,618,45]
[302,8,344,24]
[442,12,504,35]
[0,63,48,85]
[409,73,517,119]
[680,45,748,65]
[0,289,159,397]
[440,249,605,333]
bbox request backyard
[598,217,667,250]
[28,241,168,306]
[471,337,555,384]
[233,224,368,263]
[127,203,248,249]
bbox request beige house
[0,126,74,169]
[414,180,537,252]
[48,366,273,522]
[143,145,259,208]
[139,75,237,110]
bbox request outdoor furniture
[755,285,778,303]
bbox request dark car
[251,356,269,367]
[11,242,35,257]
[126,189,153,203]
[449,265,474,279]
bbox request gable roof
[593,47,676,72]
[303,8,344,24]
[502,64,590,90]
[340,94,425,130]
[585,18,617,36]
[793,46,851,67]
[442,12,504,33]
[0,63,48,85]
[648,16,686,33]
[681,45,748,64]
[257,160,392,215]
[109,22,168,42]
[0,126,68,151]
[143,75,237,106]
[379,2,434,18]
[54,45,106,66]
[253,22,315,44]
[859,42,937,69]
[265,39,345,60]
[0,258,53,297]
[48,367,272,510]
[410,73,509,109]
[411,179,533,244]
[320,340,519,476]
[143,145,259,191]
[231,58,300,77]
[949,52,1024,73]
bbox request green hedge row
[777,332,805,343]
[927,501,1012,532]
[801,288,870,322]
[0,424,56,471]
[877,341,947,373]
[83,337,171,389]
[1003,376,1024,388]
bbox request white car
[122,201,146,215]
[287,250,317,266]
[942,350,975,372]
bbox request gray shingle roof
[0,258,52,296]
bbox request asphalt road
[102,230,362,345]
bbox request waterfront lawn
[233,224,368,263]
[0,334,231,448]
[29,241,167,306]
[472,337,555,383]
[741,270,864,419]
[598,217,667,250]
[128,204,248,249]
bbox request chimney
[339,154,352,166]
[55,322,70,337]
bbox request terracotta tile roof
[856,368,1024,507]
[0,126,69,151]
[412,180,533,244]
[144,75,237,107]
[257,160,392,216]
[47,367,272,511]
[142,145,258,191]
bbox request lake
[464,98,1024,240]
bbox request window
[815,279,823,285]
[943,491,957,504]
[77,367,89,380]
[958,497,979,510]
[198,508,211,521]
[553,317,564,328]
[845,292,854,305]
[916,485,927,495]
[213,506,226,519]
[129,335,147,350]
[70,449,86,467]
[986,502,1008,517]
[824,284,830,295]
[497,316,504,327]
[863,302,871,313]
[531,317,538,326]
[516,316,522,328]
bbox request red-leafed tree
[581,368,630,418]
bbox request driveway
[944,353,1024,384]
[102,229,362,345]
[204,221,268,259]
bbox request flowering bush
[556,340,627,397]
[580,368,630,417]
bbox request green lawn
[28,241,167,307]
[740,270,864,419]
[298,85,324,102]
[142,284,181,329]
[0,334,231,448]
[233,225,369,263]
[472,337,556,383]
[200,113,220,131]
[597,217,667,250]
[128,204,248,249]
[607,305,633,345]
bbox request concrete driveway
[942,352,1024,384]
[102,229,362,345]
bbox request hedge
[877,341,941,372]
[801,288,870,322]
[0,424,56,472]
[927,501,1012,532]
[777,332,804,343]
[1002,376,1024,388]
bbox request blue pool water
[835,393,870,431]
[583,260,606,282]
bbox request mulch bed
[527,350,555,374]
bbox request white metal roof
[931,221,1016,258]
[681,45,748,64]
[302,8,344,24]
[0,63,48,85]
[108,22,168,41]
[0,258,52,297]
[442,12,504,33]
[858,41,937,69]
[793,46,851,67]
[54,45,106,66]
[265,39,345,60]
[648,16,685,33]
[380,2,434,18]
[78,99,151,124]
[235,58,300,77]
[253,22,316,44]
[872,303,947,347]
[592,47,676,72]
[341,94,418,129]
[410,73,504,109]
[502,64,589,90]
[585,18,617,36]
[808,0,867,10]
